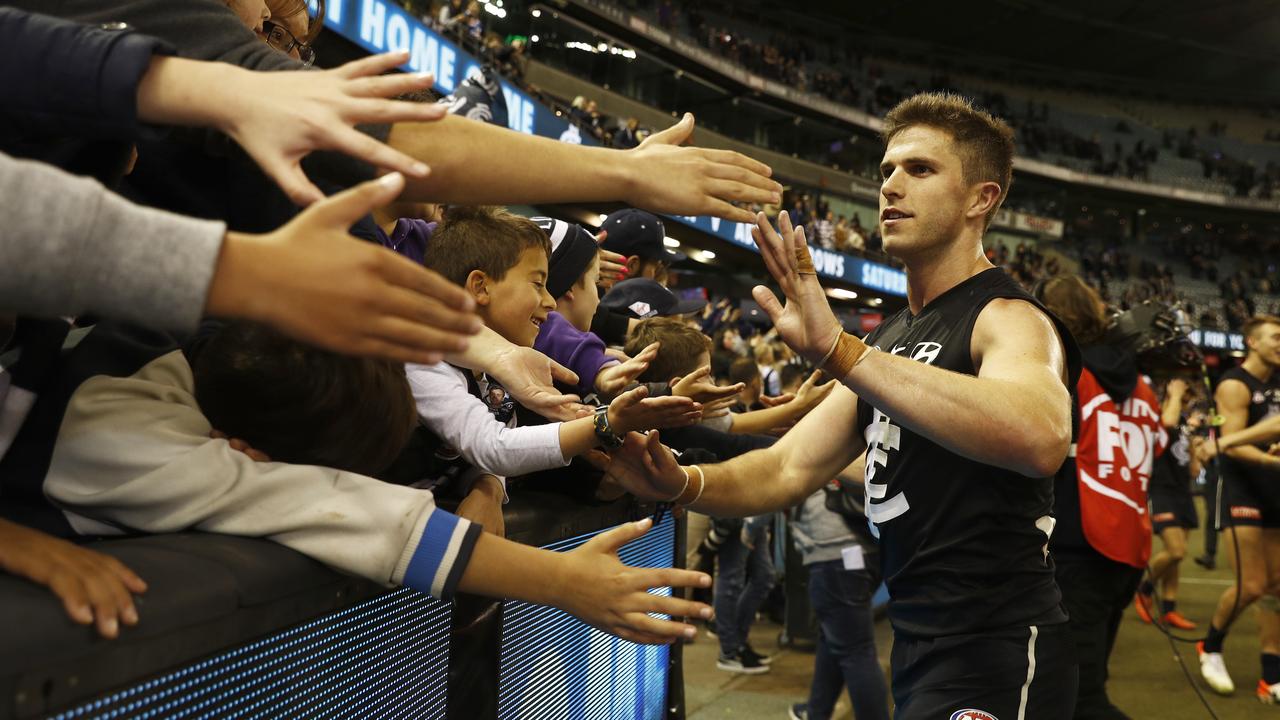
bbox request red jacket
[1073,368,1167,567]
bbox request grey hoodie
[790,487,867,566]
[0,150,223,330]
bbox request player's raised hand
[751,211,842,363]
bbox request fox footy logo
[950,711,998,720]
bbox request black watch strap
[594,405,624,449]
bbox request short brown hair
[192,322,416,477]
[881,92,1016,231]
[728,357,760,386]
[1036,275,1108,346]
[425,206,551,287]
[1243,315,1280,340]
[625,317,712,383]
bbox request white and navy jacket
[44,351,479,600]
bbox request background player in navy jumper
[1195,314,1280,702]
[606,92,1082,719]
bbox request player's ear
[966,181,1001,221]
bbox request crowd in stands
[396,0,1280,328]
[408,0,1280,334]
[635,0,1280,201]
[983,229,1280,332]
[780,190,891,261]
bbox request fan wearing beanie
[531,217,659,400]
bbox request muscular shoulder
[1215,376,1251,407]
[971,298,1067,383]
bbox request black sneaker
[1194,555,1217,570]
[788,704,808,720]
[742,643,775,666]
[717,650,770,675]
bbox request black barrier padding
[1,534,381,719]
[2,492,667,719]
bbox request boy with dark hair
[192,322,417,477]
[406,207,701,498]
[778,363,808,395]
[717,357,832,435]
[42,323,714,644]
[729,357,764,412]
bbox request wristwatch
[593,405,624,449]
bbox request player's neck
[903,235,993,314]
[1242,354,1275,382]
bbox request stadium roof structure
[782,0,1280,105]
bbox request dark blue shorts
[1150,480,1198,533]
[890,622,1077,720]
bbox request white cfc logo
[864,408,910,528]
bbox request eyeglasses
[263,19,316,67]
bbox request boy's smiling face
[474,247,556,347]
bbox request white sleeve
[699,412,734,433]
[45,352,480,600]
[406,363,569,476]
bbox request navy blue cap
[600,278,707,319]
[600,209,686,263]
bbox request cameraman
[1038,275,1167,720]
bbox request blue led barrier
[498,515,675,720]
[49,591,452,720]
[43,514,676,720]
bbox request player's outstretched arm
[834,299,1071,478]
[390,113,782,222]
[1211,415,1280,457]
[1214,380,1280,470]
[751,211,1071,478]
[605,385,867,518]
